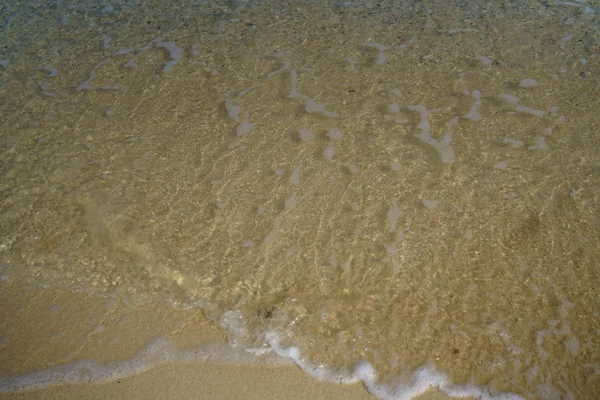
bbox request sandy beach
[0,282,457,400]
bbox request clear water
[1,0,599,398]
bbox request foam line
[264,332,524,400]
[0,336,291,392]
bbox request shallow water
[1,0,599,398]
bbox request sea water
[0,0,599,398]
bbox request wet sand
[0,282,458,400]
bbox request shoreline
[0,281,462,400]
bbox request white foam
[299,129,314,142]
[76,59,108,91]
[390,88,403,98]
[387,199,402,232]
[330,252,338,268]
[395,35,417,49]
[499,93,520,104]
[157,42,182,74]
[191,44,201,57]
[448,28,478,34]
[263,331,523,400]
[519,78,538,88]
[140,36,163,53]
[561,33,575,43]
[421,199,440,210]
[408,105,455,164]
[268,59,291,78]
[289,168,300,185]
[390,162,403,171]
[285,192,297,209]
[101,3,115,14]
[287,69,306,99]
[388,103,400,114]
[503,138,523,148]
[123,37,163,69]
[225,100,241,121]
[345,57,357,71]
[528,137,549,151]
[464,90,482,121]
[323,144,335,161]
[570,188,580,200]
[495,161,510,169]
[0,337,291,392]
[515,105,544,118]
[113,48,133,56]
[326,127,343,140]
[236,111,253,136]
[236,122,253,136]
[341,258,352,288]
[40,79,58,97]
[365,42,389,65]
[498,93,544,117]
[306,99,338,117]
[477,56,493,65]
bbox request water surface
[1,0,599,398]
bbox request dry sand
[0,281,458,400]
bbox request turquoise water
[1,0,599,398]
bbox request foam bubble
[477,55,493,65]
[299,129,314,142]
[157,42,182,74]
[225,100,241,121]
[528,137,549,151]
[326,127,343,140]
[499,93,520,104]
[387,199,402,232]
[422,199,440,210]
[390,162,403,171]
[285,192,297,209]
[503,138,523,148]
[519,78,538,88]
[408,105,455,164]
[306,99,338,118]
[515,105,544,118]
[323,144,335,161]
[269,59,291,78]
[289,168,300,185]
[76,59,108,91]
[365,42,389,65]
[287,69,306,99]
[236,122,253,136]
[464,90,482,121]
